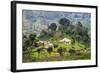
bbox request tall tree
[48,23,57,31]
[59,18,70,27]
[58,18,71,32]
[29,33,36,42]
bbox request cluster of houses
[32,37,88,57]
[38,41,54,49]
[34,38,71,49]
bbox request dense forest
[22,17,91,62]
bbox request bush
[29,33,36,41]
[68,48,76,55]
[57,47,64,56]
[53,43,58,48]
[47,47,53,54]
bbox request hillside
[22,10,91,62]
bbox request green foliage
[31,52,39,61]
[29,33,36,41]
[48,23,57,31]
[59,18,70,26]
[58,18,71,34]
[23,39,31,51]
[53,43,58,48]
[23,17,91,62]
[57,44,67,56]
[68,48,76,55]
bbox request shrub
[68,48,76,55]
[53,43,58,48]
[57,47,64,56]
[47,47,53,54]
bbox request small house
[38,41,54,49]
[60,38,71,44]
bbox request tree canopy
[48,23,57,31]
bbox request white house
[60,38,71,44]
